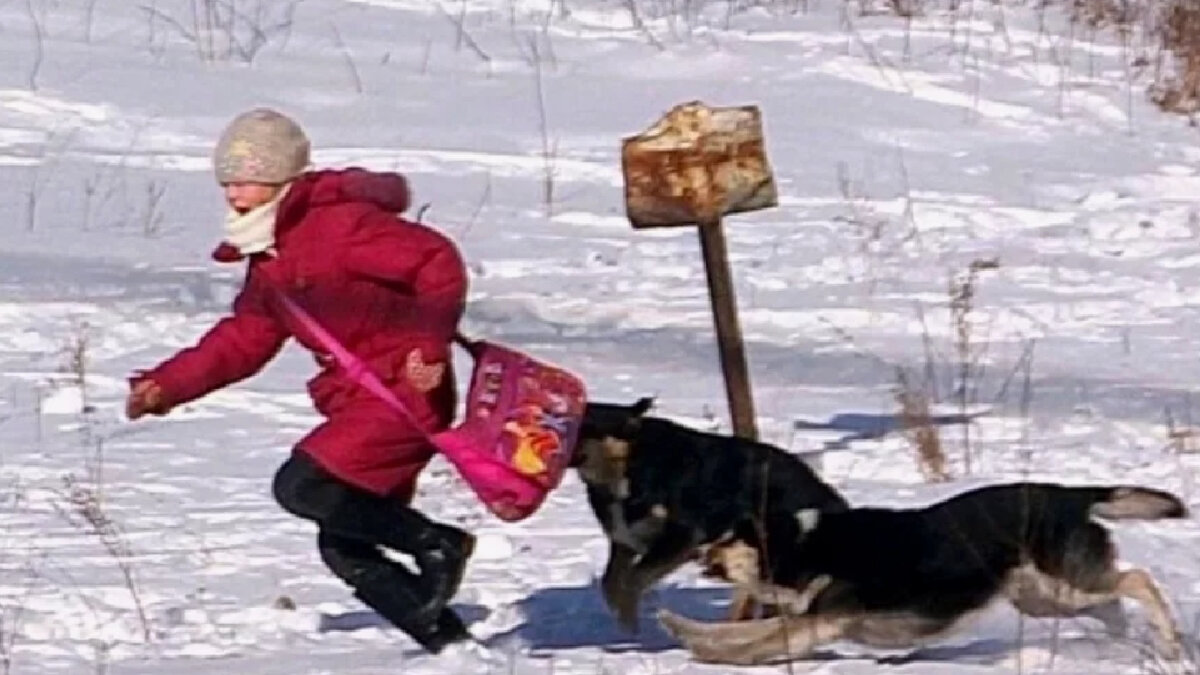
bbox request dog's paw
[600,575,642,633]
[657,609,689,638]
[600,573,621,609]
[1158,631,1185,662]
[601,587,638,634]
[614,595,641,634]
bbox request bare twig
[25,0,45,91]
[142,180,167,237]
[0,562,37,675]
[59,322,93,415]
[140,0,300,63]
[57,462,152,643]
[623,0,666,51]
[948,257,1000,475]
[83,0,101,43]
[331,23,364,94]
[529,35,557,217]
[435,1,493,71]
[462,171,494,237]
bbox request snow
[0,0,1198,672]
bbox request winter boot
[423,607,472,652]
[315,494,477,622]
[351,581,470,654]
[410,521,476,620]
[397,606,472,654]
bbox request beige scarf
[223,184,291,256]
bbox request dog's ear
[632,396,655,417]
[621,396,654,435]
[628,391,657,417]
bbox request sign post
[621,101,778,440]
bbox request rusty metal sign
[621,101,778,229]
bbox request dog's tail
[1085,486,1189,520]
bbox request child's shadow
[317,604,491,632]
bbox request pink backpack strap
[453,332,484,358]
[275,292,432,440]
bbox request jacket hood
[212,168,411,263]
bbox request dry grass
[948,257,999,475]
[58,321,93,415]
[1068,0,1147,28]
[894,366,952,482]
[1151,0,1200,116]
[1165,401,1200,453]
[57,463,152,644]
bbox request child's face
[223,182,284,214]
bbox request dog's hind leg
[658,610,846,665]
[1112,568,1181,658]
[1005,565,1129,637]
[1066,523,1181,656]
[1005,563,1180,658]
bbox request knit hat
[213,108,311,184]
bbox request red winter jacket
[141,168,468,497]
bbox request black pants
[271,451,469,651]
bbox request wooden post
[697,219,758,439]
[621,101,778,441]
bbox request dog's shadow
[317,591,1102,666]
[315,580,729,653]
[487,581,732,653]
[873,638,1020,666]
[793,410,986,450]
[744,638,1028,667]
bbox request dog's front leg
[600,541,637,615]
[611,522,699,632]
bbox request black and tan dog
[572,398,849,632]
[660,481,1189,665]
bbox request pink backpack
[278,293,587,521]
[432,338,587,521]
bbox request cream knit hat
[213,108,311,184]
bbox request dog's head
[570,397,654,490]
[571,397,654,466]
[578,397,653,443]
[698,535,760,586]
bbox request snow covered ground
[1,0,1199,672]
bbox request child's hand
[126,378,168,420]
